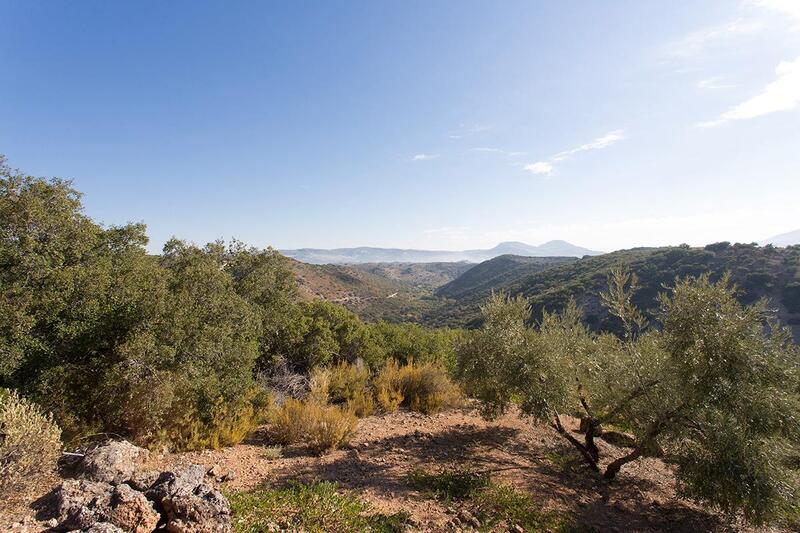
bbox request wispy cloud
[449,123,491,139]
[665,18,764,58]
[411,153,439,161]
[524,161,553,175]
[697,56,800,127]
[524,130,625,176]
[471,147,527,157]
[754,0,800,23]
[696,76,734,90]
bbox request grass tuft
[230,481,410,533]
[407,468,489,501]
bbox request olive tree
[458,269,800,524]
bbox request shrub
[307,367,331,405]
[328,361,370,404]
[398,362,461,415]
[304,402,358,454]
[269,398,308,445]
[345,388,374,418]
[374,359,404,413]
[0,389,62,495]
[156,388,272,451]
[326,361,374,417]
[471,484,567,532]
[268,398,358,453]
[374,359,461,414]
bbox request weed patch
[230,481,410,533]
[407,468,489,501]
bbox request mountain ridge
[281,240,601,264]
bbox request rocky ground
[1,405,784,532]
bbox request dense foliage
[458,269,800,524]
[0,157,458,449]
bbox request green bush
[471,484,568,532]
[0,389,62,495]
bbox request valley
[288,241,800,339]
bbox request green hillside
[428,243,800,337]
[435,255,577,299]
[348,261,474,290]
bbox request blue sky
[1,1,799,253]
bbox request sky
[1,0,799,254]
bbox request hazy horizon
[2,1,799,254]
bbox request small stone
[207,464,225,478]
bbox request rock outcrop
[79,440,148,485]
[48,441,231,533]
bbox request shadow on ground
[265,413,729,532]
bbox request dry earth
[2,405,783,532]
[169,406,776,533]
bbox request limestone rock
[79,441,147,485]
[55,479,114,530]
[54,479,159,532]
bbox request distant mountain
[281,240,601,264]
[761,229,800,247]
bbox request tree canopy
[458,268,800,523]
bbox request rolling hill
[347,262,474,290]
[426,242,800,338]
[281,240,601,264]
[286,259,441,323]
[435,255,577,300]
